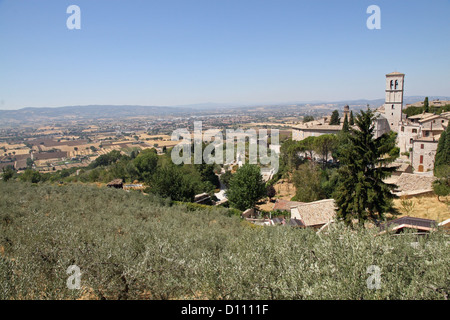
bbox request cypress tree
[342,114,349,133]
[335,109,399,227]
[329,110,340,125]
[434,125,449,173]
[349,111,354,125]
[424,97,429,113]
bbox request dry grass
[392,195,450,223]
[257,178,296,212]
[257,177,449,224]
[0,143,27,149]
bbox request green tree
[329,110,340,125]
[432,166,449,202]
[195,163,220,189]
[226,164,266,210]
[266,184,276,202]
[1,165,15,182]
[434,125,449,172]
[26,158,34,168]
[133,149,158,182]
[91,150,122,168]
[313,134,338,166]
[424,97,429,113]
[433,127,450,202]
[220,171,233,188]
[292,162,323,202]
[349,111,354,125]
[150,165,196,202]
[303,115,314,123]
[20,169,41,183]
[334,109,399,227]
[342,114,349,133]
[300,136,316,159]
[280,139,305,172]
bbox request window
[420,155,423,164]
[392,105,395,109]
[395,80,399,89]
[421,144,424,149]
[412,129,417,134]
[390,80,394,90]
[401,126,404,132]
[410,138,413,144]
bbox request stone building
[292,71,449,173]
[292,106,350,141]
[383,72,406,132]
[411,138,439,173]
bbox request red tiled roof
[273,199,305,212]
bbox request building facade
[292,72,449,173]
[384,72,405,132]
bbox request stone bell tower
[384,72,405,132]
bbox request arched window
[390,80,394,89]
[395,80,399,89]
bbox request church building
[292,72,449,173]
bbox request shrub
[0,182,448,300]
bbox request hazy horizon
[3,95,450,112]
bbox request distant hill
[1,96,449,126]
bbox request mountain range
[1,96,448,126]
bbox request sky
[0,0,449,110]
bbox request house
[378,216,438,235]
[287,218,305,228]
[107,179,123,189]
[272,199,304,213]
[271,217,286,225]
[392,173,435,197]
[292,72,449,173]
[411,137,440,173]
[390,162,413,176]
[123,183,145,191]
[290,199,337,229]
[194,193,212,205]
[242,208,255,219]
[438,219,450,233]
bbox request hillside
[2,96,449,126]
[0,182,449,300]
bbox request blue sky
[0,0,449,110]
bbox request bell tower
[384,72,405,132]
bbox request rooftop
[393,173,435,196]
[273,199,305,212]
[291,199,336,227]
[386,71,405,76]
[379,216,437,233]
